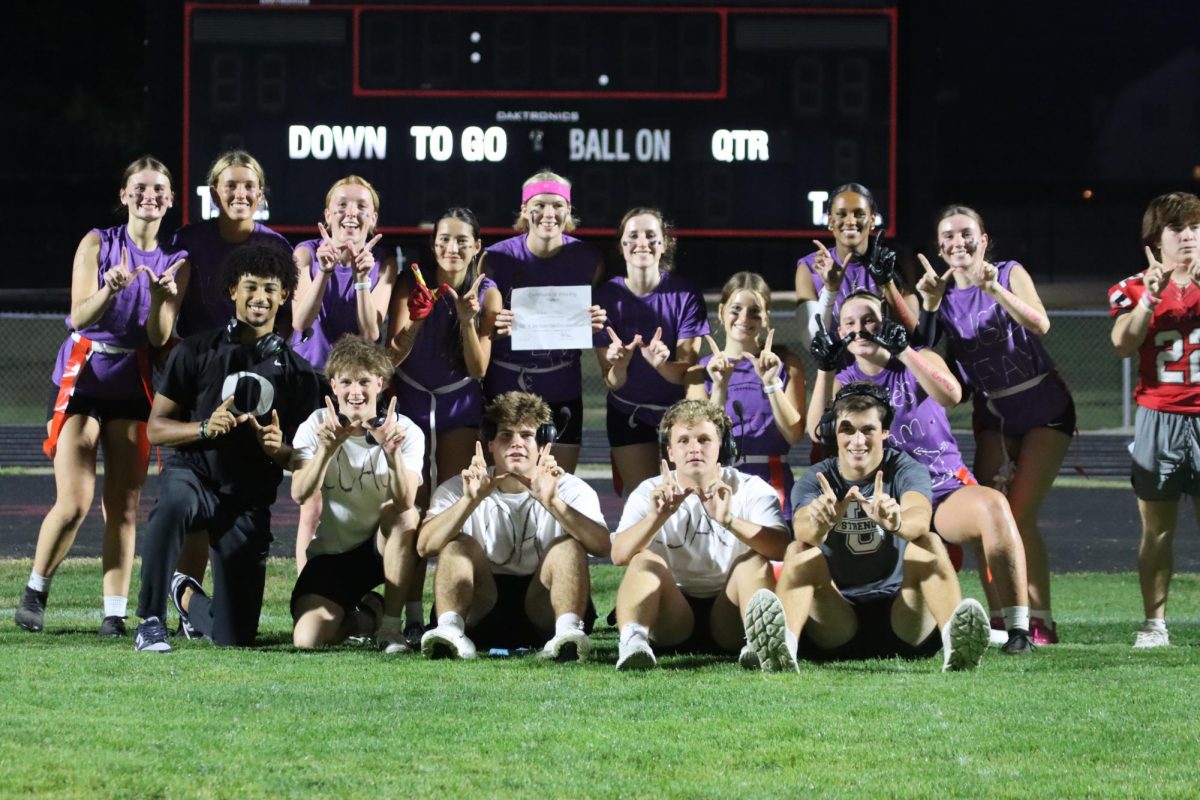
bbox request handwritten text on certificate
[510,285,593,351]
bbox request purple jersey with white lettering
[593,271,709,419]
[171,220,290,338]
[797,248,881,322]
[700,352,796,518]
[288,238,385,370]
[937,262,1056,393]
[483,234,601,403]
[51,225,186,397]
[837,352,974,505]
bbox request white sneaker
[420,623,477,660]
[616,629,656,671]
[1133,623,1170,649]
[744,589,799,673]
[377,629,411,655]
[540,626,592,662]
[942,598,989,672]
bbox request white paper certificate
[510,285,593,351]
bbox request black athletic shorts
[606,400,660,448]
[290,536,384,619]
[46,384,151,424]
[438,572,597,650]
[798,592,941,662]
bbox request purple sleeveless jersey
[483,234,601,403]
[937,261,1073,434]
[171,220,290,338]
[701,352,796,518]
[51,225,187,398]
[797,248,882,323]
[837,352,974,505]
[593,271,709,424]
[288,238,386,370]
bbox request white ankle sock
[1144,618,1167,632]
[405,601,423,626]
[437,611,464,631]
[27,571,50,593]
[1002,606,1029,632]
[104,595,127,618]
[620,623,648,645]
[555,612,583,634]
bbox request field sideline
[2,560,1198,798]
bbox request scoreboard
[182,3,897,237]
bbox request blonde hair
[325,335,394,382]
[325,175,380,215]
[515,170,578,232]
[658,399,731,444]
[206,150,267,208]
[483,391,552,436]
[122,155,173,190]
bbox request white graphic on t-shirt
[325,445,388,494]
[487,496,540,568]
[836,502,882,554]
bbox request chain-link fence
[0,307,1125,436]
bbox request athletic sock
[103,595,127,618]
[405,601,423,627]
[437,611,465,631]
[620,623,648,645]
[1002,606,1029,632]
[555,612,583,634]
[380,614,404,633]
[1143,618,1168,632]
[27,571,50,593]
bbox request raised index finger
[606,325,622,346]
[217,395,236,412]
[762,328,775,354]
[813,240,831,259]
[704,334,721,356]
[318,222,335,246]
[815,471,834,497]
[469,272,486,296]
[874,470,884,498]
[364,234,383,252]
[917,253,937,279]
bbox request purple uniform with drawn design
[392,274,497,434]
[483,234,601,403]
[837,351,975,507]
[288,238,386,370]
[592,271,709,427]
[797,248,882,323]
[171,220,290,338]
[700,352,796,519]
[51,225,187,398]
[937,260,1073,436]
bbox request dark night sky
[1,0,1196,295]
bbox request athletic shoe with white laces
[15,586,47,632]
[615,628,656,671]
[134,616,172,653]
[421,623,477,660]
[942,598,989,672]
[97,615,128,637]
[744,589,800,673]
[170,572,205,640]
[540,626,592,662]
[377,629,411,655]
[1133,623,1169,649]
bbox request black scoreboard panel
[183,4,896,237]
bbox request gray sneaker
[15,586,47,632]
[744,589,799,673]
[942,598,989,672]
[134,616,172,653]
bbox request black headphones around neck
[817,382,895,445]
[658,415,739,466]
[225,317,286,361]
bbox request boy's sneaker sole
[744,589,799,673]
[943,599,989,672]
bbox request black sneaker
[170,572,206,640]
[1001,629,1036,655]
[15,586,47,632]
[346,591,384,644]
[134,616,172,652]
[98,615,128,637]
[403,620,426,650]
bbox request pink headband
[522,181,571,204]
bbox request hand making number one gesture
[744,328,782,384]
[809,472,852,535]
[845,471,902,534]
[651,459,693,517]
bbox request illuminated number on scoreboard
[1154,329,1200,384]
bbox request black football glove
[865,229,897,286]
[863,312,910,356]
[811,318,856,372]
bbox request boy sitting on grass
[289,335,425,651]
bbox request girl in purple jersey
[806,291,1034,653]
[15,157,187,637]
[291,175,394,369]
[915,206,1071,644]
[688,272,806,519]
[289,176,395,574]
[595,208,709,494]
[389,207,502,506]
[794,183,918,348]
[483,170,607,474]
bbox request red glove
[406,263,435,321]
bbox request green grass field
[2,559,1198,798]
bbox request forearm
[791,511,831,547]
[611,512,669,565]
[291,453,335,503]
[989,285,1049,335]
[388,320,423,364]
[898,349,961,406]
[70,286,115,331]
[1112,306,1152,356]
[355,287,381,341]
[807,371,835,440]
[147,416,206,447]
[653,359,693,386]
[767,393,805,445]
[145,296,178,348]
[884,283,919,333]
[548,497,611,556]
[291,274,329,332]
[728,518,789,560]
[416,497,477,556]
[460,320,489,379]
[388,460,419,511]
[892,503,932,543]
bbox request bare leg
[177,530,209,583]
[933,485,1028,610]
[380,503,421,619]
[892,534,960,643]
[1137,498,1179,620]
[527,536,590,630]
[31,415,101,579]
[292,594,354,648]
[294,491,322,575]
[711,553,776,651]
[775,541,856,650]
[432,535,498,626]
[98,420,149,600]
[614,550,694,645]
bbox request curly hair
[222,241,298,294]
[658,399,731,444]
[482,391,552,437]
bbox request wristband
[763,381,784,395]
[199,419,211,441]
[354,281,371,291]
[817,287,836,310]
[1139,293,1160,311]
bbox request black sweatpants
[136,467,273,647]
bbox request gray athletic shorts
[1130,406,1200,501]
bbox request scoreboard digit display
[182,2,896,237]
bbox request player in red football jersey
[1109,191,1200,649]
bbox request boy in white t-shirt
[612,399,790,670]
[289,336,425,651]
[417,392,610,661]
